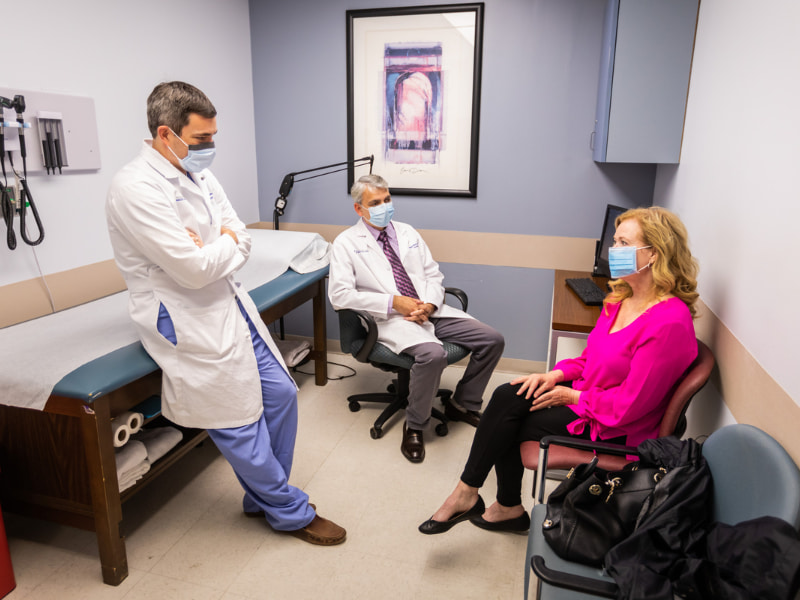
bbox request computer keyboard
[565,278,606,306]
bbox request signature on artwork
[400,166,428,175]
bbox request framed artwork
[346,3,485,197]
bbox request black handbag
[541,456,666,566]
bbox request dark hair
[146,81,216,137]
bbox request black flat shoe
[418,495,485,535]
[469,511,530,534]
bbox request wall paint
[654,0,800,405]
[249,0,657,361]
[249,0,656,236]
[0,0,258,287]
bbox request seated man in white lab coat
[329,174,505,463]
[106,81,345,545]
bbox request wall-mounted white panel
[0,88,101,173]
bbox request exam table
[0,230,329,586]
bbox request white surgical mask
[167,128,216,172]
[366,202,394,228]
[608,245,652,278]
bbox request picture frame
[346,3,485,197]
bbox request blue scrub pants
[158,301,314,531]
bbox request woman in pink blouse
[420,207,699,535]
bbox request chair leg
[371,394,408,438]
[351,369,453,439]
[430,407,449,437]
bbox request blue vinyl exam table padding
[52,266,329,402]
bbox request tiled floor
[2,353,541,599]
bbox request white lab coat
[328,219,471,354]
[106,141,293,429]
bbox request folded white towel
[273,338,311,367]
[115,440,147,477]
[132,426,184,463]
[118,459,151,492]
[289,236,331,273]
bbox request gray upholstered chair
[524,424,800,599]
[337,288,470,439]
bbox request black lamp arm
[273,154,373,228]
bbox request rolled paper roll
[111,418,131,448]
[125,411,144,435]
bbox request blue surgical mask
[608,245,652,278]
[366,202,394,228]
[167,128,216,172]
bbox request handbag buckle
[654,467,667,483]
[605,476,623,503]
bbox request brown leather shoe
[402,423,425,463]
[443,399,482,428]
[287,514,346,546]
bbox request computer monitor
[592,204,628,277]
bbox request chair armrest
[444,287,468,312]
[531,556,618,598]
[539,435,638,457]
[536,435,640,502]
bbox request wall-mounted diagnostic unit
[0,87,101,174]
[0,88,100,249]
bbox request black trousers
[459,382,624,507]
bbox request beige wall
[0,260,124,328]
[250,222,598,271]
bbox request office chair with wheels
[521,339,715,502]
[337,288,471,439]
[524,423,800,599]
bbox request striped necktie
[377,229,419,299]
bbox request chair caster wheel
[435,423,448,437]
[370,427,383,439]
[349,401,361,412]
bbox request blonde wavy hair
[605,207,699,318]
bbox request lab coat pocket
[170,301,242,357]
[161,298,261,427]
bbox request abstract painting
[347,4,484,196]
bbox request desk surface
[552,270,609,333]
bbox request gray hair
[146,81,217,137]
[350,174,389,204]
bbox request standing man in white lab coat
[329,174,505,463]
[106,81,345,545]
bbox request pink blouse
[554,297,697,447]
